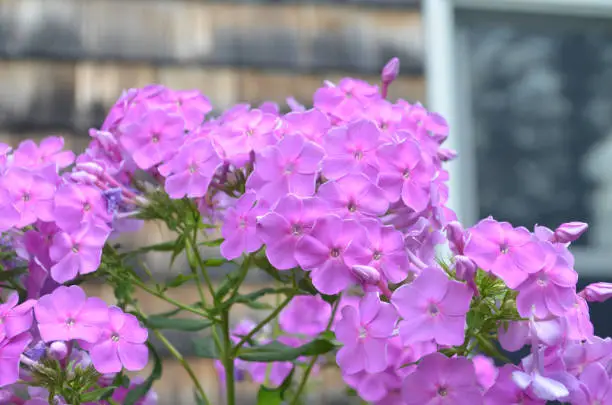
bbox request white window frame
[424,0,612,276]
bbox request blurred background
[1,0,612,403]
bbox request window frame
[423,0,612,276]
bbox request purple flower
[279,295,331,336]
[0,333,32,387]
[256,195,326,270]
[163,89,212,131]
[317,174,388,219]
[579,282,612,303]
[0,292,35,341]
[34,285,109,343]
[13,136,75,170]
[401,352,483,405]
[220,191,267,260]
[572,362,612,405]
[484,365,544,405]
[392,267,472,346]
[295,215,367,295]
[381,58,400,85]
[552,221,588,244]
[314,78,380,123]
[158,138,222,199]
[334,293,397,374]
[515,244,577,318]
[283,109,330,142]
[464,218,546,289]
[0,168,55,228]
[49,224,110,283]
[344,217,409,283]
[53,183,111,231]
[218,109,279,155]
[120,108,184,170]
[377,136,435,212]
[90,307,148,373]
[322,120,381,180]
[252,133,324,203]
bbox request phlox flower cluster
[0,55,611,405]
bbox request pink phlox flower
[295,214,367,295]
[515,243,578,318]
[316,173,388,219]
[580,282,612,303]
[257,195,326,270]
[498,314,565,353]
[161,89,212,131]
[119,108,184,170]
[220,191,267,260]
[283,108,330,142]
[53,183,112,231]
[334,293,397,374]
[279,295,331,336]
[563,337,612,376]
[0,168,56,228]
[0,332,32,388]
[473,355,498,391]
[220,108,279,155]
[573,362,612,405]
[321,119,382,180]
[13,137,75,170]
[392,266,472,346]
[251,133,324,203]
[401,352,483,405]
[563,296,594,341]
[314,78,380,123]
[344,217,409,284]
[484,365,545,405]
[90,306,148,373]
[158,137,222,199]
[363,100,405,142]
[377,135,435,212]
[0,292,35,341]
[49,224,111,283]
[464,218,547,289]
[34,285,109,343]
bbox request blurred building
[0,1,422,404]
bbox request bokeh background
[1,0,612,404]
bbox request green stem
[232,296,293,354]
[290,295,342,405]
[221,309,235,405]
[187,230,217,301]
[132,279,209,318]
[153,329,211,405]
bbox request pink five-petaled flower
[13,136,75,170]
[334,293,397,374]
[256,195,326,270]
[515,243,577,318]
[253,133,325,203]
[0,292,35,341]
[317,173,388,219]
[572,362,612,405]
[0,333,32,387]
[295,214,367,295]
[391,266,472,346]
[220,191,267,260]
[377,135,435,212]
[279,295,332,336]
[34,285,109,343]
[221,109,279,155]
[163,89,212,132]
[0,168,55,228]
[90,306,148,373]
[120,108,184,170]
[49,224,110,283]
[322,120,381,180]
[283,108,330,143]
[53,183,112,231]
[484,365,544,405]
[401,352,483,405]
[464,218,546,289]
[158,137,222,199]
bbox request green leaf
[146,316,213,332]
[214,273,240,302]
[124,342,162,405]
[238,339,337,362]
[129,240,178,255]
[166,273,194,288]
[200,238,223,247]
[170,234,186,268]
[0,267,27,282]
[256,386,283,405]
[194,390,210,405]
[193,335,221,359]
[81,387,117,402]
[254,255,286,282]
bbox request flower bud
[454,255,478,296]
[381,57,400,84]
[76,161,104,176]
[48,341,69,361]
[350,265,381,286]
[579,282,612,303]
[437,148,458,162]
[445,221,465,254]
[70,171,98,185]
[553,222,588,243]
[90,129,118,150]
